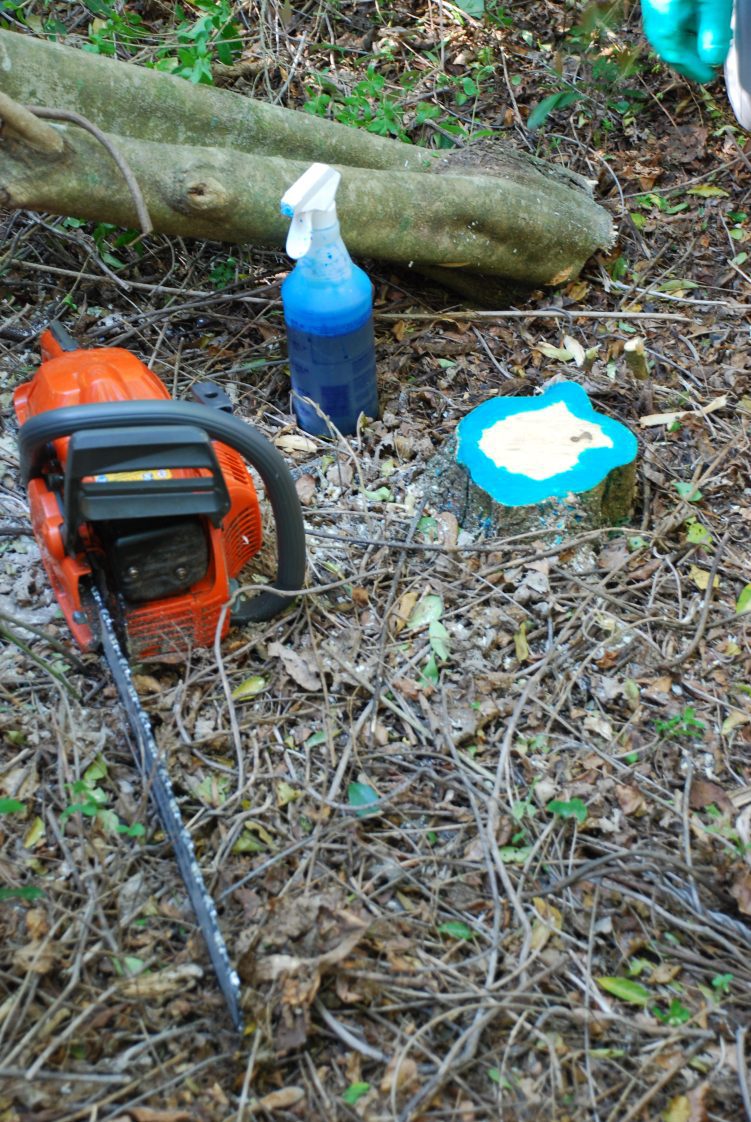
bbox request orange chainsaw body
[14,329,262,659]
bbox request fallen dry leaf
[274,433,318,456]
[435,510,459,547]
[268,641,321,691]
[12,941,58,975]
[688,564,719,591]
[639,395,727,428]
[730,869,751,916]
[649,962,682,985]
[254,1087,306,1112]
[662,1083,708,1122]
[25,907,49,941]
[615,784,647,816]
[392,590,418,635]
[457,1100,476,1122]
[530,897,563,952]
[123,1110,193,1122]
[295,473,316,505]
[663,1095,692,1122]
[119,964,203,1000]
[131,674,163,694]
[380,1055,419,1094]
[583,713,613,740]
[689,779,734,815]
[253,918,367,985]
[392,676,421,700]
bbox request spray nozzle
[281,163,341,260]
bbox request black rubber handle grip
[19,401,306,623]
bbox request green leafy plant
[453,0,485,18]
[701,805,751,857]
[347,782,380,818]
[673,481,703,502]
[0,0,27,29]
[209,255,239,290]
[83,0,242,84]
[547,798,588,825]
[304,65,409,141]
[654,707,705,741]
[599,977,693,1025]
[598,976,651,1005]
[711,972,733,995]
[737,585,751,615]
[61,756,145,837]
[684,517,713,547]
[486,3,512,28]
[437,920,474,940]
[157,0,243,85]
[342,1083,371,1105]
[82,0,146,57]
[528,89,583,131]
[0,885,45,902]
[304,61,489,149]
[653,998,692,1026]
[0,797,25,815]
[511,798,536,821]
[529,3,646,133]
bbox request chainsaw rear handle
[19,401,306,623]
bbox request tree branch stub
[0,90,63,155]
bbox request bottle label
[287,320,378,435]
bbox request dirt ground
[2,1,751,1120]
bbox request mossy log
[0,32,614,289]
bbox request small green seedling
[547,798,588,825]
[654,706,705,741]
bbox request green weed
[61,756,145,838]
[82,0,242,84]
[654,706,705,740]
[528,2,646,132]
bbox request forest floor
[2,1,751,1120]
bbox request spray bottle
[280,163,378,437]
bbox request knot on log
[176,172,230,214]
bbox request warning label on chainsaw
[94,469,173,483]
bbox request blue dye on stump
[456,381,637,508]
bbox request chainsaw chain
[90,583,244,1031]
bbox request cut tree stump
[423,381,638,542]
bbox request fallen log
[0,31,614,288]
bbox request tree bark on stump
[423,383,638,543]
[424,437,636,543]
[0,31,614,292]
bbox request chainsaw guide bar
[90,582,244,1031]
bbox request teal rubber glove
[641,0,733,83]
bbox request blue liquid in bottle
[281,222,379,437]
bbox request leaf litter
[2,1,751,1119]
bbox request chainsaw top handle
[19,400,306,624]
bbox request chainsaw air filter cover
[99,516,209,603]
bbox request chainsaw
[14,322,307,1030]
